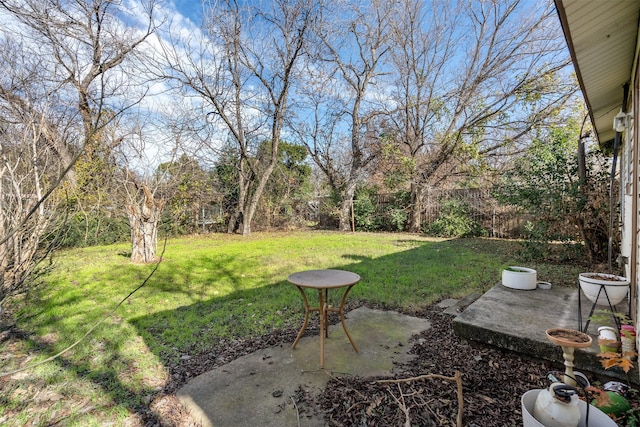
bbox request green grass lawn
[0,231,585,426]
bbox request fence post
[492,207,495,238]
[351,199,355,233]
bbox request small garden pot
[598,326,618,341]
[620,325,637,360]
[579,273,630,306]
[502,266,537,290]
[598,338,621,353]
[598,327,620,352]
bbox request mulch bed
[313,306,555,426]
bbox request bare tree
[0,86,60,306]
[0,0,157,303]
[296,0,393,231]
[384,0,575,231]
[125,177,165,264]
[157,0,316,235]
[116,119,185,264]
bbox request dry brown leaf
[618,357,634,373]
[477,393,496,404]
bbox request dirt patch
[582,273,626,281]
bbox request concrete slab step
[452,284,638,385]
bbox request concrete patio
[176,283,637,426]
[176,306,433,427]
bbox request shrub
[383,207,408,232]
[494,117,610,263]
[353,187,381,231]
[58,212,129,248]
[422,199,486,238]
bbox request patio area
[175,282,637,426]
[176,306,433,427]
[453,282,638,385]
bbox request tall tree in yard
[384,0,575,232]
[158,0,317,235]
[295,0,393,231]
[0,0,157,301]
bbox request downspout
[577,115,589,258]
[632,81,638,321]
[578,115,588,186]
[609,134,621,272]
[609,83,630,272]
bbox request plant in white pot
[579,273,630,306]
[502,266,537,290]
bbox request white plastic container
[533,383,580,427]
[598,326,618,341]
[522,389,616,427]
[502,267,537,290]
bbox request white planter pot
[502,266,537,290]
[579,273,630,306]
[521,389,616,427]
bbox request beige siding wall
[626,26,640,381]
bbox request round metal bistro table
[287,269,360,368]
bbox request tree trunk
[408,182,424,233]
[127,185,163,264]
[227,209,242,234]
[338,183,357,231]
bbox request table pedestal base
[291,285,358,367]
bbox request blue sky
[170,0,203,23]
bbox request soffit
[555,0,639,143]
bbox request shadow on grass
[1,324,163,426]
[5,236,584,425]
[129,238,520,370]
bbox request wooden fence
[421,188,528,238]
[313,188,530,238]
